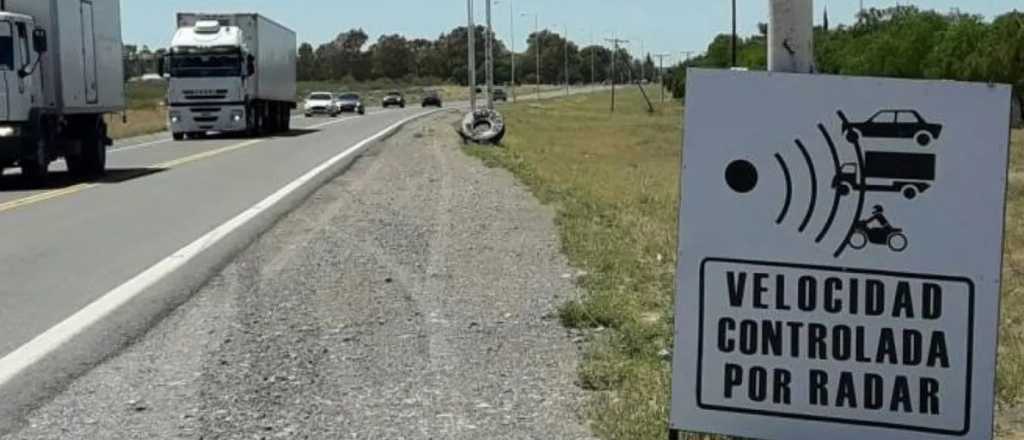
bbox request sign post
[669,69,1012,440]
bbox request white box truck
[162,13,297,140]
[0,0,125,179]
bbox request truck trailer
[163,13,297,140]
[0,0,125,179]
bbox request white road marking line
[110,138,173,153]
[0,108,444,387]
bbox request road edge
[0,108,446,434]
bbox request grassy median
[465,88,1024,439]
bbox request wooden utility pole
[605,36,629,112]
[654,53,670,102]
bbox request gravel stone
[3,112,594,440]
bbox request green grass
[465,87,682,439]
[465,88,1024,439]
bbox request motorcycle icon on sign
[849,205,908,252]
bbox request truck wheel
[173,133,185,141]
[19,141,49,181]
[21,114,52,181]
[902,186,919,200]
[70,116,106,178]
[837,182,852,196]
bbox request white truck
[162,13,296,140]
[0,0,125,179]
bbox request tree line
[663,6,1024,119]
[125,25,662,87]
[298,26,661,86]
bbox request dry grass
[466,88,1024,440]
[105,107,167,140]
[1000,129,1024,406]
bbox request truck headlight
[169,112,181,124]
[231,110,244,122]
[0,126,19,137]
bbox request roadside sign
[670,69,1012,440]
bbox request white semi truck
[0,0,125,179]
[163,13,297,140]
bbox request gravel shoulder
[3,110,594,440]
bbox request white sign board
[671,69,1012,440]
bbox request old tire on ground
[460,109,506,145]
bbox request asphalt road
[0,106,434,358]
[0,85,608,360]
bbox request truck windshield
[0,22,13,71]
[169,52,242,78]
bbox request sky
[124,0,1019,63]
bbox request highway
[0,106,435,358]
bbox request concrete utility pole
[521,12,539,100]
[768,0,814,73]
[468,0,476,112]
[485,0,495,110]
[640,40,645,81]
[731,0,737,67]
[564,25,569,96]
[605,36,628,112]
[510,0,515,102]
[654,53,669,102]
[590,30,595,86]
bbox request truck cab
[164,20,252,139]
[0,12,45,169]
[163,14,296,140]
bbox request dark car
[335,92,365,115]
[382,92,406,108]
[838,110,943,147]
[492,88,508,102]
[421,91,442,108]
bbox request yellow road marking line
[0,183,97,213]
[152,139,263,169]
[0,139,266,214]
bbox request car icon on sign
[838,110,943,147]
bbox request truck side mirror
[247,54,255,77]
[157,56,165,77]
[31,28,46,53]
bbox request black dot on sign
[725,160,758,194]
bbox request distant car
[335,92,366,115]
[421,91,443,108]
[838,110,943,147]
[304,92,339,117]
[382,92,406,108]
[492,88,508,102]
